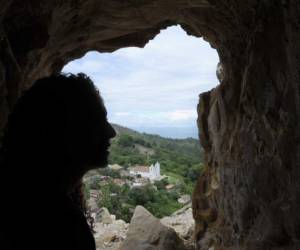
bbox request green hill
[109,124,204,193]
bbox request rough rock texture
[161,203,194,240]
[1,1,300,249]
[120,206,185,250]
[160,203,196,250]
[94,217,129,250]
[93,205,194,250]
[194,2,300,249]
[96,208,113,225]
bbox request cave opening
[2,1,300,250]
[62,24,219,248]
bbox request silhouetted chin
[87,150,110,170]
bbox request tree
[117,134,135,147]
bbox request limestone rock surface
[161,203,195,250]
[161,203,194,239]
[94,218,129,250]
[96,207,113,225]
[120,205,185,250]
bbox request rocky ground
[92,204,195,250]
[161,204,195,250]
[94,219,128,250]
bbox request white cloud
[115,112,130,116]
[63,25,219,135]
[168,109,197,121]
[63,59,104,74]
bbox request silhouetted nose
[107,123,116,139]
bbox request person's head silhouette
[2,73,116,191]
[0,73,116,250]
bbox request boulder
[120,206,185,250]
[160,204,194,240]
[177,194,191,205]
[94,219,129,250]
[88,199,98,213]
[96,207,113,224]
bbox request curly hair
[1,73,106,232]
[2,73,105,160]
[70,181,95,232]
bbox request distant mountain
[112,123,141,136]
[130,126,199,139]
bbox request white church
[129,162,161,180]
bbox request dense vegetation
[109,124,204,193]
[97,179,182,222]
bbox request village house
[89,189,101,199]
[113,178,126,186]
[129,162,161,180]
[131,176,150,187]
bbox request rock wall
[194,1,300,249]
[1,1,300,249]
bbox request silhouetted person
[0,73,116,250]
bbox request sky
[63,25,219,138]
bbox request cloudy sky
[63,25,219,138]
